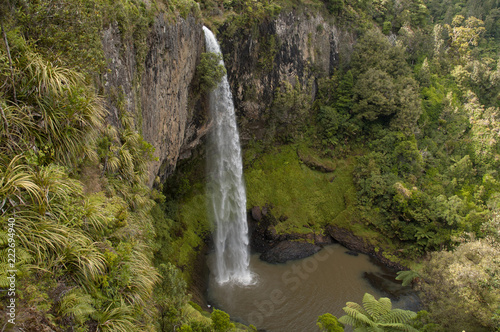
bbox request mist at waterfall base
[207,245,420,332]
[204,26,253,285]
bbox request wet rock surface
[326,225,406,270]
[249,206,333,263]
[248,206,406,270]
[259,240,322,264]
[102,15,206,187]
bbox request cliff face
[102,11,352,185]
[102,15,205,186]
[221,11,354,141]
[141,16,206,185]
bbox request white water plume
[203,26,253,285]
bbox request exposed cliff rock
[326,225,406,270]
[102,22,139,129]
[102,10,354,186]
[141,16,206,185]
[220,11,355,141]
[102,15,206,186]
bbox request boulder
[251,206,263,222]
[260,241,322,264]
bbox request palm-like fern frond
[363,293,392,320]
[378,309,417,325]
[378,322,419,332]
[339,293,418,332]
[395,270,420,287]
[342,305,375,327]
[57,287,96,325]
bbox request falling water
[203,26,252,285]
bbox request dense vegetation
[201,0,500,330]
[1,0,499,331]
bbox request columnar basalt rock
[221,12,354,141]
[102,15,205,186]
[102,12,352,186]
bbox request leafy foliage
[417,217,500,331]
[317,313,345,332]
[211,309,236,332]
[0,3,161,330]
[269,79,313,142]
[338,293,418,332]
[196,52,227,93]
[395,270,420,287]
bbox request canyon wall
[102,11,352,184]
[221,11,354,141]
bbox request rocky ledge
[249,205,334,264]
[249,205,406,271]
[325,225,406,270]
[259,241,322,264]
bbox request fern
[58,288,95,325]
[362,293,391,320]
[338,293,418,331]
[378,309,417,325]
[396,270,420,287]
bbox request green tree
[350,29,421,135]
[353,68,397,121]
[445,15,486,61]
[156,263,189,331]
[270,79,313,142]
[211,309,235,332]
[350,28,410,79]
[417,216,500,331]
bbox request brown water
[207,244,419,331]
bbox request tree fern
[362,293,392,320]
[338,293,418,332]
[343,306,376,327]
[57,287,95,325]
[378,309,417,325]
[396,270,420,287]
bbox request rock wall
[220,11,355,141]
[102,11,354,185]
[102,15,206,186]
[141,16,206,185]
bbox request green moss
[196,52,227,93]
[158,154,210,284]
[244,144,356,233]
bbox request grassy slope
[244,143,387,242]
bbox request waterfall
[203,26,253,285]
